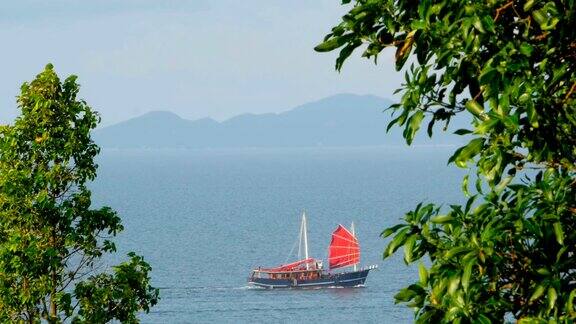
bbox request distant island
[94,94,465,149]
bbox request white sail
[298,211,310,267]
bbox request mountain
[94,94,467,149]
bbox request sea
[90,146,465,323]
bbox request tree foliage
[0,64,158,322]
[317,0,575,322]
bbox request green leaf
[427,118,435,138]
[418,263,428,285]
[472,17,485,33]
[314,35,351,52]
[520,43,534,57]
[462,174,470,197]
[461,258,475,292]
[394,287,417,303]
[431,214,454,224]
[465,100,486,120]
[556,246,567,263]
[567,290,576,314]
[518,93,531,104]
[475,176,483,194]
[547,287,557,310]
[495,176,512,194]
[381,224,407,238]
[523,0,535,11]
[394,285,424,303]
[454,129,473,135]
[529,285,546,303]
[553,222,564,245]
[335,43,359,71]
[445,246,469,259]
[476,314,492,324]
[404,110,425,145]
[447,274,460,294]
[480,16,495,33]
[384,227,410,258]
[404,234,417,263]
[479,66,498,85]
[526,102,539,128]
[448,138,485,168]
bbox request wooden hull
[249,269,371,289]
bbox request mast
[302,211,309,269]
[351,221,357,271]
[298,214,302,260]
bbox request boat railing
[329,264,378,275]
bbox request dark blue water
[91,146,465,323]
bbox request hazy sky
[0,0,402,126]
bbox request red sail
[328,225,360,269]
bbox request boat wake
[326,284,366,289]
[238,285,262,290]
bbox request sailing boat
[248,212,376,288]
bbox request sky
[0,0,402,126]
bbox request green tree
[316,0,575,322]
[0,64,158,323]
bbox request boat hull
[249,269,371,289]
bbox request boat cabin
[251,269,323,281]
[250,258,323,281]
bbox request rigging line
[284,227,301,264]
[331,260,358,267]
[331,234,359,244]
[330,261,359,269]
[329,252,361,260]
[329,245,360,249]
